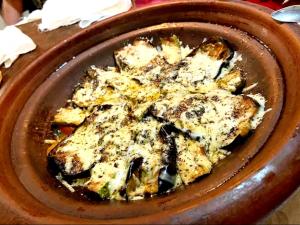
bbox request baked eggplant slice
[72,66,162,115]
[85,159,129,200]
[48,104,130,176]
[125,117,164,199]
[84,124,139,200]
[85,118,164,200]
[216,69,245,93]
[198,38,233,61]
[243,93,269,136]
[72,67,123,108]
[114,39,168,85]
[176,38,234,88]
[151,90,259,162]
[114,39,160,72]
[175,134,212,185]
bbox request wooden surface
[0,2,300,224]
[265,188,300,224]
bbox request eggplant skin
[217,70,246,93]
[122,157,144,199]
[151,89,259,160]
[159,124,178,174]
[125,157,144,183]
[198,38,234,79]
[158,167,176,194]
[158,124,178,193]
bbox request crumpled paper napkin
[17,9,43,26]
[0,26,36,68]
[37,0,132,31]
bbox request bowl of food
[0,0,300,223]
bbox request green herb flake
[98,183,110,199]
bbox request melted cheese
[126,118,164,198]
[86,159,128,200]
[50,35,267,200]
[176,53,223,87]
[72,68,121,107]
[115,40,159,70]
[247,93,269,129]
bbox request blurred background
[0,15,4,28]
[1,0,300,26]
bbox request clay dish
[0,1,300,223]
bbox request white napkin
[38,0,132,31]
[17,10,43,26]
[0,26,36,68]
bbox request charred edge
[222,130,253,151]
[142,103,170,122]
[125,157,144,183]
[74,187,103,202]
[64,100,84,109]
[47,156,62,176]
[131,78,143,85]
[233,71,246,95]
[214,40,235,79]
[62,169,91,183]
[186,44,201,57]
[201,37,235,60]
[86,67,98,79]
[220,38,235,61]
[114,54,128,71]
[71,67,97,96]
[47,155,92,179]
[98,104,113,111]
[243,95,261,110]
[146,105,169,123]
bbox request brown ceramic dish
[0,1,300,224]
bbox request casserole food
[47,36,267,201]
